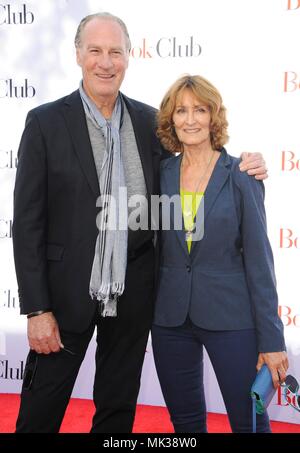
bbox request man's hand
[27,312,63,354]
[239,152,268,180]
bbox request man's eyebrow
[86,44,124,50]
[87,44,101,48]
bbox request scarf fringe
[101,299,117,317]
[89,282,125,300]
[89,282,125,317]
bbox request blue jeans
[152,318,271,433]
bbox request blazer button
[186,265,191,272]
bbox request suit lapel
[122,94,153,198]
[163,155,190,259]
[62,90,100,198]
[190,148,231,256]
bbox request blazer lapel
[62,90,100,198]
[190,148,231,256]
[122,94,153,198]
[163,155,190,259]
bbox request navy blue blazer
[154,148,285,352]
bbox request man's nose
[97,53,114,69]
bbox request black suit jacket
[13,90,168,332]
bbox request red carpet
[0,394,299,433]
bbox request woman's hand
[256,351,289,388]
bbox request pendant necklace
[180,150,215,241]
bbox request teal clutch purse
[250,365,276,432]
[251,365,276,415]
[251,365,300,432]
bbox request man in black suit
[12,12,267,433]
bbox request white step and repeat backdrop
[0,0,299,425]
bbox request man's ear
[125,51,130,69]
[76,47,82,67]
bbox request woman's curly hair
[157,74,229,154]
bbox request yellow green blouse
[180,189,204,253]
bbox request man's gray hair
[74,12,131,51]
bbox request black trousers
[16,246,154,433]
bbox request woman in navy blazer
[152,75,288,433]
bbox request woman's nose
[186,110,196,124]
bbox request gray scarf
[79,82,128,317]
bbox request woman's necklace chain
[180,149,215,194]
[180,150,215,240]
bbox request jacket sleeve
[232,161,285,352]
[12,111,51,314]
